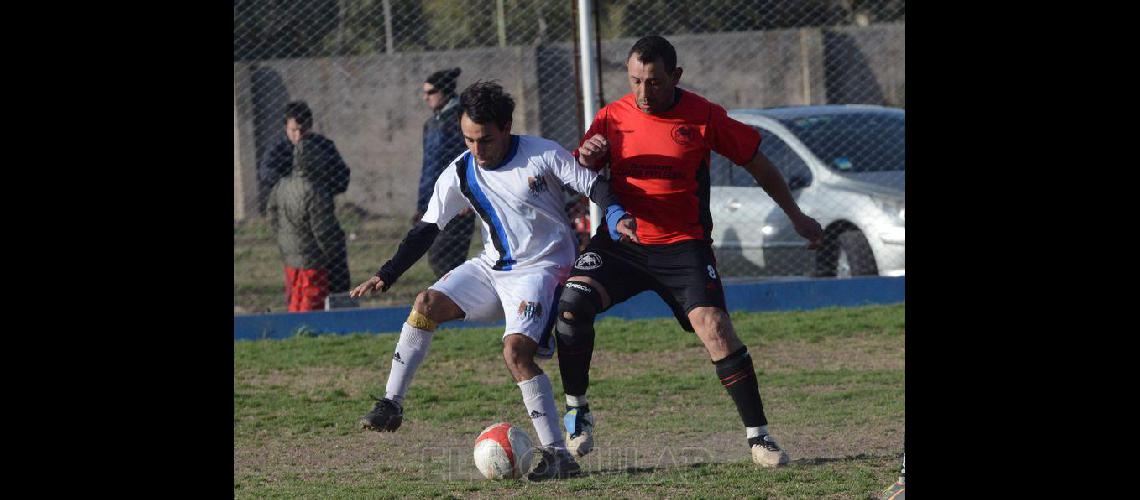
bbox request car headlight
[871,196,905,226]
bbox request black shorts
[569,233,726,332]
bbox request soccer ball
[473,422,534,479]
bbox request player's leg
[688,305,786,466]
[360,289,464,432]
[500,333,578,480]
[659,240,788,466]
[555,243,645,457]
[384,289,464,402]
[361,260,498,432]
[498,269,581,480]
[554,276,605,458]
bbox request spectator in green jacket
[266,136,349,312]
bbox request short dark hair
[425,67,462,97]
[628,35,677,73]
[284,101,313,130]
[460,81,514,130]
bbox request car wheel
[815,228,878,277]
[836,229,878,276]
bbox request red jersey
[579,89,761,245]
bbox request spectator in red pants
[267,136,348,312]
[284,267,331,312]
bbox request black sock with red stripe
[714,346,768,428]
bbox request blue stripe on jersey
[501,135,520,167]
[466,153,516,270]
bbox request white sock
[566,394,589,409]
[518,373,565,450]
[746,425,769,440]
[384,322,434,404]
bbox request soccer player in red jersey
[554,35,825,467]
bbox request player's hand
[457,207,474,217]
[577,135,609,169]
[411,211,424,225]
[791,212,824,249]
[614,215,640,244]
[350,276,386,297]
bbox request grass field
[234,303,904,498]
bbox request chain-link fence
[234,0,904,314]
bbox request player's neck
[477,135,520,170]
[636,88,684,116]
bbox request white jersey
[422,135,600,272]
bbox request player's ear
[672,67,683,84]
[503,121,512,135]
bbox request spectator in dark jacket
[259,101,350,203]
[259,100,351,294]
[266,136,349,312]
[416,68,475,277]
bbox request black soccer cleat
[526,446,582,481]
[359,396,403,432]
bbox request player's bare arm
[740,150,824,249]
[577,135,609,169]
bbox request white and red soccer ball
[473,422,534,479]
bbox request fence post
[234,64,259,221]
[577,0,601,235]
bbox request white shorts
[429,258,569,359]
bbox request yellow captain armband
[407,310,438,331]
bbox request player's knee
[501,343,525,368]
[556,282,603,346]
[690,306,729,335]
[413,290,449,323]
[502,335,536,370]
[412,290,432,314]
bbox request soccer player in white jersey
[350,81,636,480]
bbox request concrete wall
[823,23,905,106]
[234,23,903,220]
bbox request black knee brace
[555,282,603,349]
[556,281,603,397]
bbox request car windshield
[777,112,904,173]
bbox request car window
[779,112,904,172]
[757,128,811,188]
[710,152,760,187]
[711,130,811,188]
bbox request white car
[709,105,904,278]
